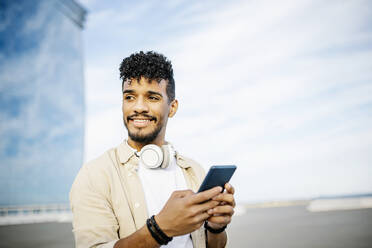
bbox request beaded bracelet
[146,215,173,245]
[146,218,166,245]
[150,215,172,244]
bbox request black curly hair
[119,51,175,103]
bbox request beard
[124,117,163,144]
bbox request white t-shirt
[137,144,193,248]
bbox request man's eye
[124,95,134,100]
[149,96,160,101]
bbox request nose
[133,96,149,113]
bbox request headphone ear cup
[139,144,163,169]
[160,145,170,169]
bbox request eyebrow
[123,89,134,94]
[122,89,163,98]
[147,91,163,98]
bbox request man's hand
[206,183,235,230]
[155,186,222,237]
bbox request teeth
[133,119,150,123]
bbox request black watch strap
[204,221,227,234]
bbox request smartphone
[197,165,237,193]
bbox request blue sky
[78,0,372,203]
[0,0,85,205]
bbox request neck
[127,136,165,152]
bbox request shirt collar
[175,151,191,169]
[117,141,137,164]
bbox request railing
[0,204,72,225]
[0,204,70,216]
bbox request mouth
[127,115,156,128]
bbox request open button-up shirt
[70,141,208,248]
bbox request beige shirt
[70,141,208,248]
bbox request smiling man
[70,51,235,248]
[122,77,174,149]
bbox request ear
[168,99,178,118]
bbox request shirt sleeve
[70,166,120,248]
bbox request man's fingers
[208,205,234,216]
[193,212,211,224]
[189,186,222,204]
[193,200,220,214]
[212,193,235,207]
[225,183,235,194]
[208,215,232,225]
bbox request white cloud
[84,107,125,161]
[0,3,87,204]
[82,0,372,202]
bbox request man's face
[122,77,177,145]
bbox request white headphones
[137,144,174,169]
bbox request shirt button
[134,203,140,208]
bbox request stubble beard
[124,119,163,144]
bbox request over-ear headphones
[137,144,174,169]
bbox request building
[0,0,86,207]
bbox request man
[70,51,235,248]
